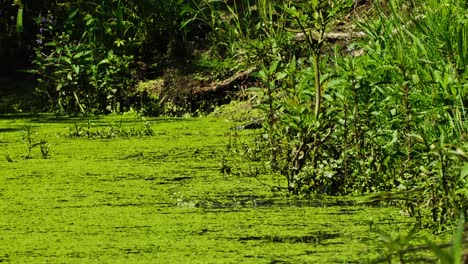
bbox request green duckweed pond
[0,114,447,263]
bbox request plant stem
[403,83,411,161]
[73,91,86,115]
[313,52,321,118]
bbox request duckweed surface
[0,114,439,263]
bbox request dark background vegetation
[0,0,467,232]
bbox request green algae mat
[0,114,438,263]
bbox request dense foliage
[1,0,204,114]
[1,0,467,228]
[221,0,467,228]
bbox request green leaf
[61,58,71,65]
[411,74,420,84]
[16,7,23,32]
[283,5,299,18]
[269,61,279,75]
[68,8,79,20]
[310,0,318,8]
[44,41,57,47]
[433,70,443,83]
[288,56,296,73]
[71,64,80,75]
[462,163,468,178]
[84,13,93,21]
[86,18,95,26]
[114,39,126,47]
[275,72,287,81]
[257,69,267,81]
[384,130,398,149]
[73,51,84,59]
[98,58,110,66]
[323,94,333,102]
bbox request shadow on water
[0,128,24,133]
[149,176,193,185]
[0,113,77,123]
[0,113,197,124]
[238,232,340,244]
[269,260,292,264]
[0,113,42,120]
[191,194,361,210]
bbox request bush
[228,0,467,228]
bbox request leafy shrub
[29,0,210,116]
[31,22,138,115]
[227,0,467,228]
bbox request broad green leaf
[68,8,79,20]
[83,13,93,21]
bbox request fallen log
[193,67,257,95]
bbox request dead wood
[194,67,257,95]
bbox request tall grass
[353,0,467,227]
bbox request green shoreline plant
[67,114,154,139]
[221,0,467,229]
[21,125,50,159]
